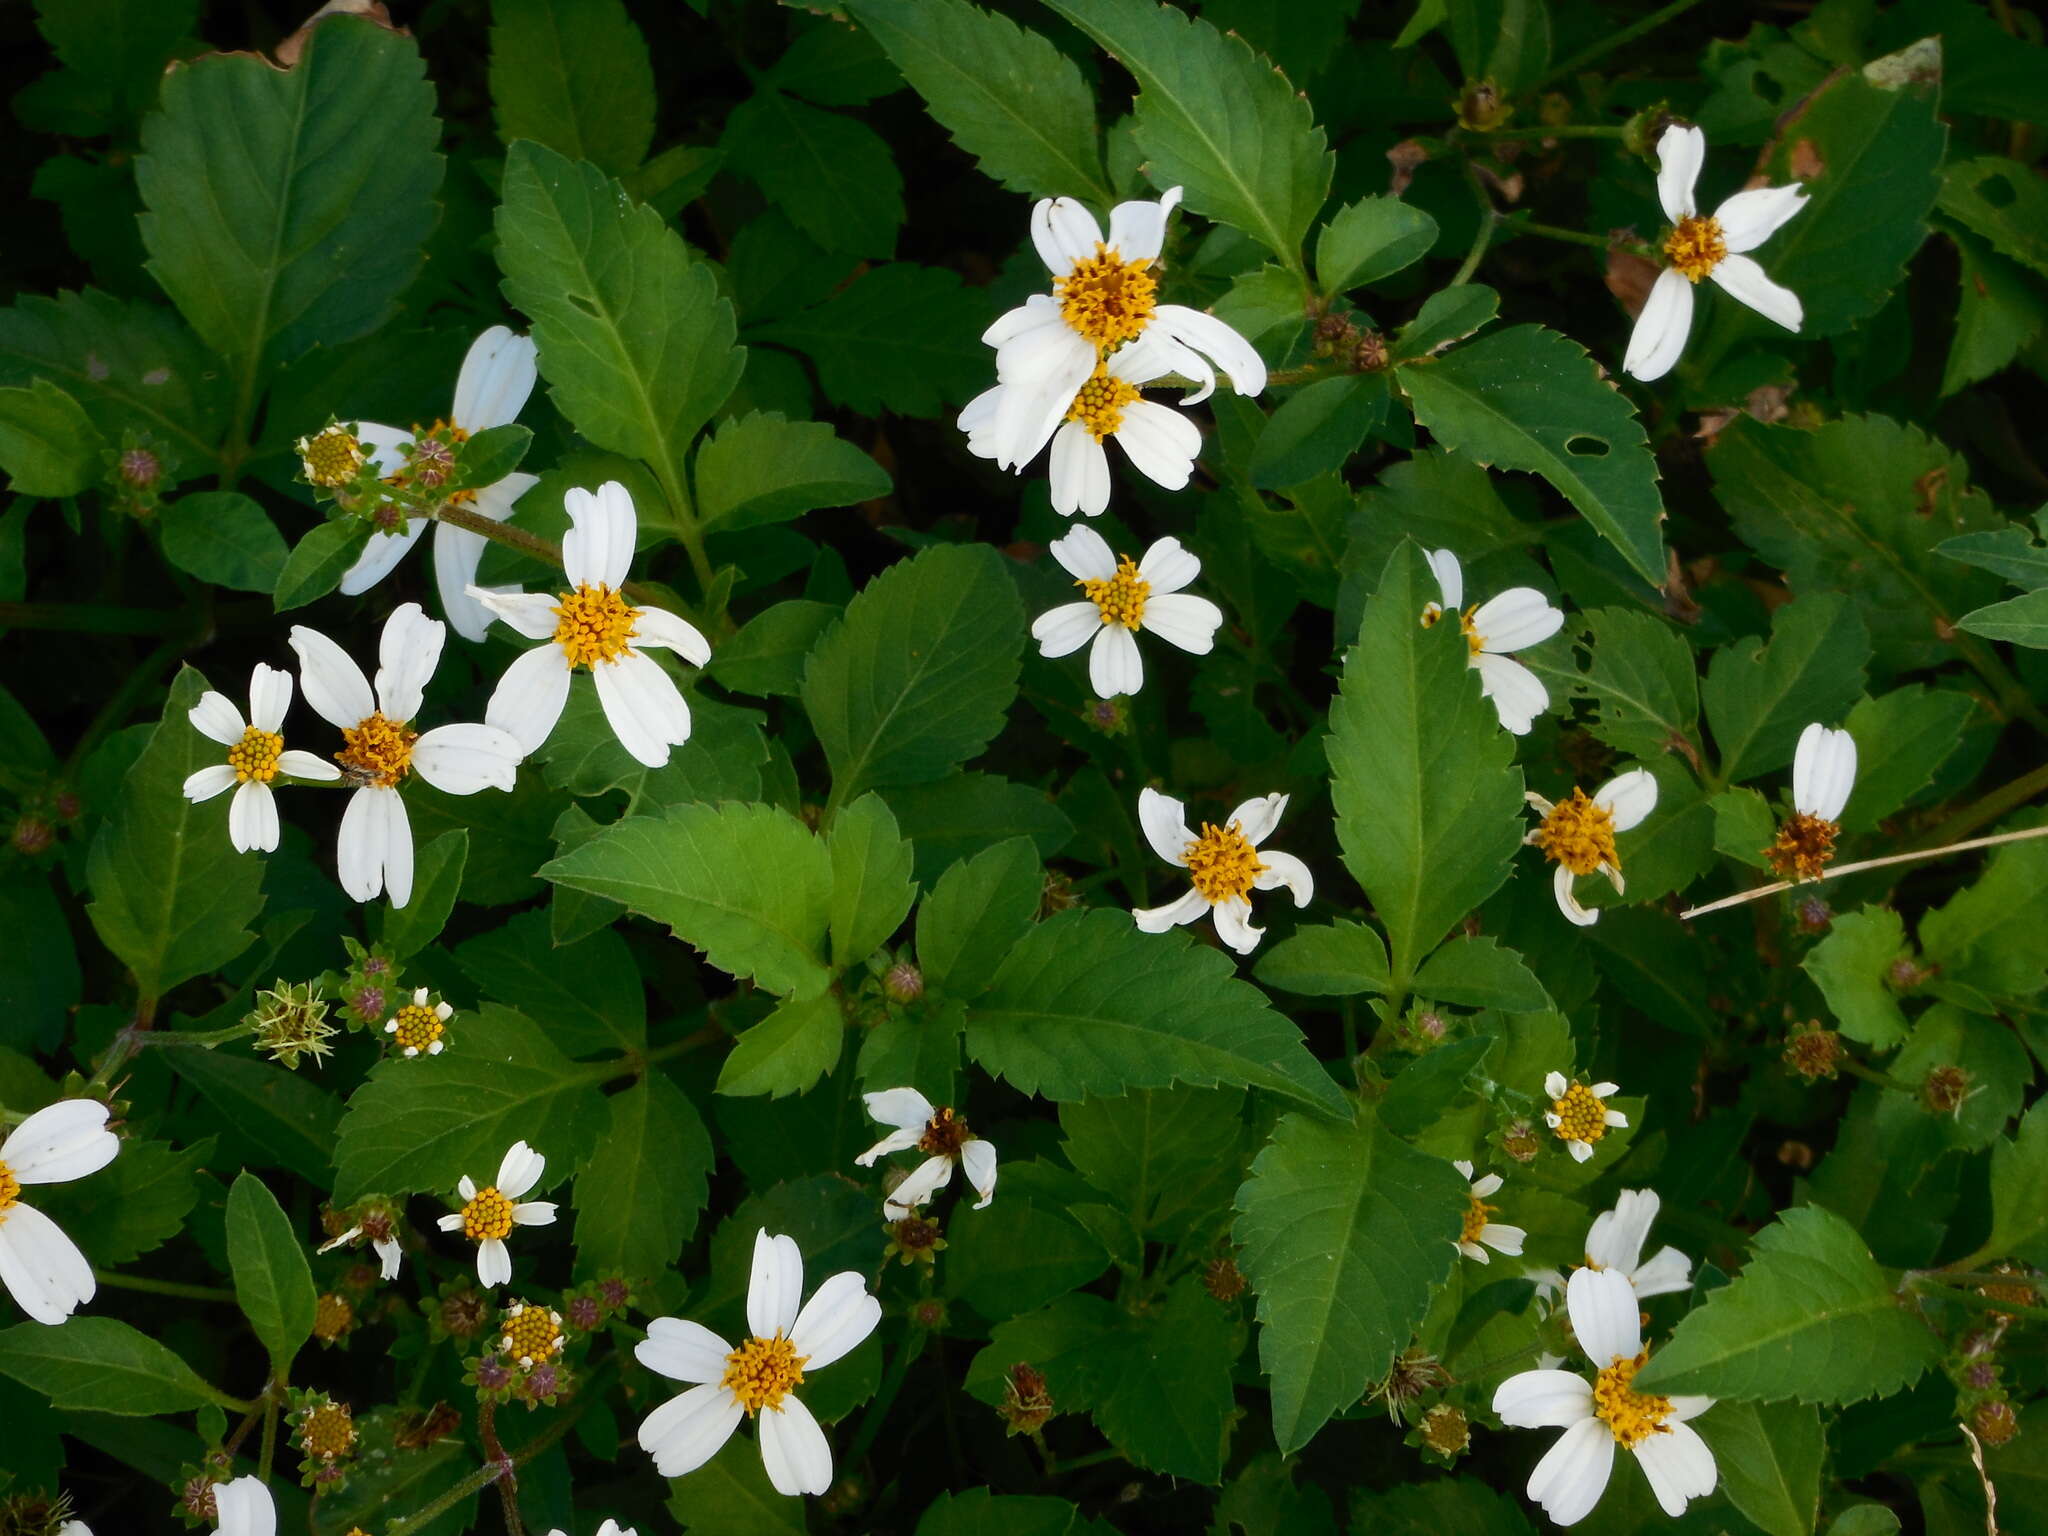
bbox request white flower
[434,1141,556,1288]
[0,1099,120,1325]
[1132,788,1313,955]
[547,1525,636,1536]
[1493,1266,1717,1525]
[208,1476,275,1536]
[383,986,454,1057]
[1585,1190,1692,1299]
[181,663,342,852]
[470,481,712,769]
[1524,768,1658,925]
[636,1229,882,1497]
[1543,1072,1629,1164]
[1623,125,1808,383]
[1452,1159,1527,1263]
[855,1088,998,1220]
[316,1218,403,1282]
[289,603,524,908]
[1029,527,1222,697]
[338,326,542,640]
[57,1522,92,1536]
[1422,550,1564,735]
[1766,722,1857,882]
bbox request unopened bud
[10,816,55,856]
[1203,1256,1247,1303]
[883,962,924,1004]
[1972,1397,2019,1447]
[119,446,163,489]
[1354,329,1390,372]
[1501,1119,1541,1164]
[999,1362,1054,1437]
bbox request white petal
[382,791,415,909]
[1654,123,1705,224]
[353,421,414,476]
[862,1087,935,1132]
[470,587,561,641]
[1493,1368,1594,1429]
[0,1204,95,1325]
[1105,185,1178,263]
[1669,1394,1715,1423]
[992,343,1095,468]
[592,650,693,768]
[982,293,1062,349]
[228,781,279,854]
[1544,1071,1569,1099]
[433,522,496,644]
[188,690,247,746]
[1595,767,1659,831]
[1631,1421,1718,1516]
[210,1475,278,1536]
[1474,652,1550,735]
[278,749,338,782]
[958,1138,998,1208]
[790,1271,882,1370]
[247,663,293,735]
[1140,593,1222,655]
[1482,1222,1527,1256]
[1631,1246,1694,1299]
[337,519,427,596]
[1795,724,1856,821]
[1621,267,1695,383]
[639,1383,745,1478]
[1033,602,1103,660]
[411,723,524,795]
[183,764,237,804]
[1570,1139,1596,1162]
[478,1236,512,1288]
[1030,196,1104,274]
[1228,792,1288,846]
[1555,864,1599,925]
[634,606,713,668]
[470,471,538,529]
[374,602,445,724]
[637,1317,734,1385]
[1211,895,1263,955]
[1115,330,1216,403]
[452,326,539,431]
[1087,624,1143,699]
[1138,788,1193,865]
[1112,401,1201,491]
[1153,304,1266,394]
[1132,886,1207,933]
[1713,184,1807,254]
[458,1175,478,1203]
[1710,253,1802,332]
[1527,1415,1616,1527]
[1135,535,1200,595]
[1471,588,1563,653]
[1585,1189,1657,1274]
[511,1201,556,1226]
[484,643,574,755]
[289,625,375,729]
[758,1394,833,1497]
[855,1126,924,1168]
[1252,848,1314,908]
[375,1237,402,1279]
[2,1099,117,1183]
[1049,421,1110,517]
[497,1140,545,1198]
[1048,522,1116,582]
[336,788,388,903]
[1424,548,1464,612]
[748,1230,804,1342]
[884,1154,955,1215]
[563,481,638,592]
[1566,1265,1641,1365]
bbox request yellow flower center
[391,1002,445,1054]
[1080,555,1150,629]
[553,584,640,669]
[336,712,416,789]
[0,1159,18,1216]
[1183,820,1267,905]
[1419,604,1486,656]
[1593,1352,1673,1447]
[1461,1191,1497,1246]
[228,725,284,784]
[1533,789,1619,877]
[918,1107,973,1157]
[300,1402,356,1460]
[1764,812,1838,883]
[1065,364,1144,442]
[500,1302,563,1365]
[722,1333,808,1415]
[299,425,365,487]
[313,1292,354,1341]
[461,1186,515,1242]
[1663,215,1726,282]
[1551,1081,1611,1147]
[1056,244,1159,348]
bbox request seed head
[1000,1363,1054,1437]
[1203,1256,1247,1302]
[1501,1119,1541,1164]
[1920,1064,1972,1118]
[1419,1403,1470,1456]
[248,980,335,1069]
[1782,1020,1844,1083]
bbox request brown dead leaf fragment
[1788,138,1826,181]
[1605,248,1659,316]
[275,0,402,67]
[1913,465,1948,518]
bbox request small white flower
[1451,1159,1527,1264]
[316,1219,404,1282]
[855,1088,998,1220]
[383,986,454,1057]
[1524,768,1658,925]
[1131,788,1313,955]
[0,1099,120,1325]
[57,1521,93,1536]
[1422,550,1563,735]
[547,1524,636,1536]
[470,481,712,769]
[182,663,343,852]
[1766,722,1858,882]
[1543,1072,1629,1164]
[435,1141,557,1288]
[1029,526,1222,697]
[1623,124,1808,383]
[208,1476,276,1536]
[1585,1189,1693,1298]
[289,603,525,908]
[636,1228,882,1497]
[338,326,542,640]
[1493,1267,1717,1525]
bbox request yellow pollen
[1458,607,1486,657]
[1461,1191,1497,1246]
[1065,364,1144,441]
[1764,812,1838,882]
[299,426,365,487]
[228,725,285,784]
[722,1333,808,1415]
[335,712,416,789]
[391,1003,444,1055]
[300,1402,356,1460]
[0,1159,18,1216]
[1056,244,1159,348]
[1593,1352,1673,1447]
[552,584,640,669]
[1183,820,1266,905]
[500,1303,563,1365]
[461,1186,515,1242]
[1663,215,1726,282]
[1080,555,1150,629]
[918,1107,973,1157]
[1533,789,1619,877]
[1551,1082,1611,1147]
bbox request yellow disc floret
[336,712,417,789]
[461,1186,515,1243]
[722,1333,808,1415]
[1663,216,1727,282]
[228,725,285,784]
[0,1159,18,1216]
[300,1401,356,1461]
[298,425,366,488]
[313,1292,355,1342]
[1551,1081,1611,1148]
[1081,555,1150,630]
[918,1107,973,1157]
[1057,245,1159,348]
[1461,1191,1497,1246]
[1183,821,1267,905]
[1592,1351,1673,1447]
[1764,812,1838,882]
[391,1002,445,1055]
[500,1302,564,1366]
[1532,789,1619,877]
[553,584,640,669]
[1065,365,1144,441]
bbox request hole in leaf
[1755,71,1785,105]
[1564,435,1610,458]
[1977,174,2016,209]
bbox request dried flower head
[248,980,336,1069]
[1782,1020,1844,1083]
[1000,1362,1055,1438]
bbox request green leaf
[944,1168,1111,1320]
[967,909,1347,1116]
[1711,787,1776,870]
[497,140,743,506]
[488,0,655,176]
[1379,1035,1494,1137]
[272,520,370,612]
[1938,515,2048,591]
[1567,608,1701,763]
[844,0,1109,206]
[541,801,835,1000]
[1254,919,1390,997]
[1317,196,1438,296]
[225,1170,317,1374]
[1398,324,1666,587]
[34,0,196,127]
[1803,908,1912,1048]
[452,423,532,492]
[0,377,105,496]
[916,1490,1085,1536]
[1445,0,1550,92]
[724,86,903,258]
[1937,156,2048,279]
[885,771,1073,886]
[753,263,987,418]
[857,999,964,1105]
[1839,686,1975,832]
[1248,375,1388,490]
[710,600,841,698]
[717,991,847,1099]
[0,1318,233,1415]
[1061,1085,1248,1245]
[1089,1277,1239,1482]
[85,667,264,1000]
[916,837,1042,1000]
[1632,1204,1943,1402]
[1412,937,1545,1010]
[1698,1400,1824,1536]
[1234,1108,1465,1453]
[828,793,917,971]
[157,491,288,593]
[1040,0,1333,268]
[377,829,466,961]
[695,411,890,534]
[136,16,443,382]
[803,543,1024,806]
[1919,817,2048,996]
[1701,592,1869,783]
[572,1072,712,1281]
[1392,283,1499,360]
[455,908,647,1057]
[0,870,80,1052]
[667,1446,810,1536]
[36,1136,209,1268]
[1330,542,1523,983]
[1985,1100,2048,1268]
[1941,226,2048,397]
[163,1051,341,1184]
[1955,588,2048,647]
[1350,1480,1533,1536]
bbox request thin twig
[1680,825,2048,920]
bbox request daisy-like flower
[182,664,342,852]
[636,1229,882,1497]
[1524,768,1658,926]
[208,1476,274,1536]
[1422,550,1564,736]
[1132,788,1313,956]
[470,481,712,769]
[289,603,524,908]
[1029,526,1222,697]
[316,1204,404,1282]
[1493,1266,1717,1525]
[1622,124,1809,383]
[0,1099,120,1325]
[384,987,454,1058]
[1452,1160,1527,1264]
[1543,1073,1629,1164]
[435,1141,557,1288]
[1764,722,1857,882]
[1584,1190,1693,1299]
[854,1088,998,1220]
[337,326,542,641]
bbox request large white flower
[1452,1159,1527,1264]
[1543,1072,1629,1164]
[1623,125,1808,383]
[1132,788,1313,955]
[855,1088,997,1220]
[0,1099,120,1325]
[1766,722,1857,881]
[1524,768,1658,925]
[1585,1189,1692,1298]
[1423,550,1564,736]
[636,1229,881,1497]
[1030,526,1222,697]
[1493,1266,1717,1525]
[208,1476,275,1536]
[182,663,341,852]
[434,1140,557,1288]
[338,326,542,640]
[289,603,524,908]
[470,481,712,769]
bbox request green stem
[1477,123,1630,141]
[1052,1447,1126,1475]
[1506,218,1641,254]
[0,602,188,635]
[1540,0,1708,85]
[91,1269,236,1304]
[1908,1277,2048,1327]
[257,1391,280,1482]
[133,1022,259,1051]
[432,501,673,611]
[1837,1057,1917,1094]
[1927,760,2048,846]
[1450,165,1498,287]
